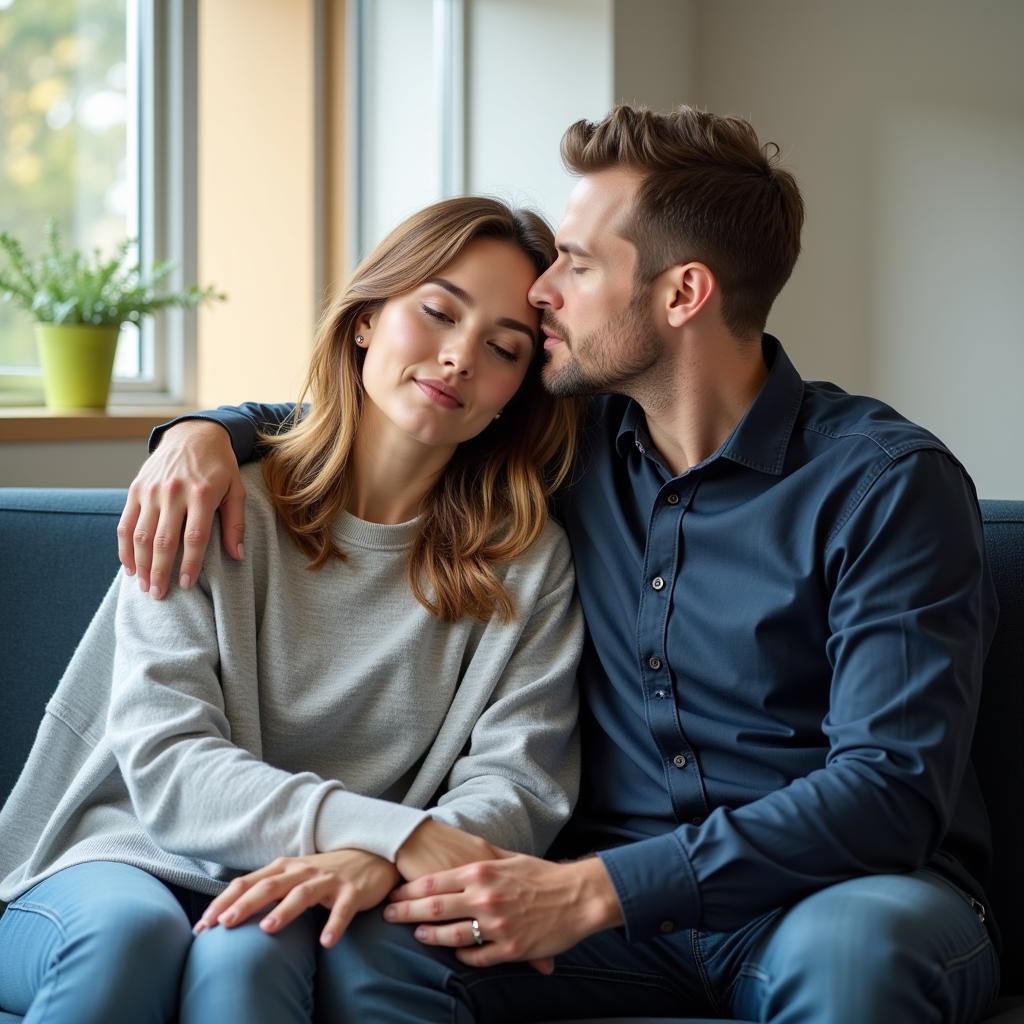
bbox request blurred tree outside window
[0,0,143,384]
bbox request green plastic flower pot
[35,323,121,410]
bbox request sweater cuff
[315,790,430,862]
[597,831,701,942]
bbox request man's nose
[529,268,562,310]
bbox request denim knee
[0,863,192,1024]
[181,911,319,1024]
[729,871,998,1024]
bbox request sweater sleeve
[107,568,428,872]
[428,529,583,856]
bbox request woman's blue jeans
[0,861,328,1024]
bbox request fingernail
[220,910,237,925]
[138,578,149,593]
[415,927,429,940]
[192,921,207,936]
[180,573,191,589]
[237,543,245,559]
[383,907,397,920]
[124,565,136,577]
[150,584,162,599]
[260,916,277,931]
[321,931,334,947]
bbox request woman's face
[358,237,539,451]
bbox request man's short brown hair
[561,105,804,338]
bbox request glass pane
[0,0,134,374]
[358,0,440,257]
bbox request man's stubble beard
[542,285,661,399]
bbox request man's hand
[383,853,624,973]
[118,419,246,599]
[395,818,501,881]
[194,850,400,949]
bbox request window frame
[114,0,198,405]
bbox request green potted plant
[0,220,224,410]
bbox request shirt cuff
[147,410,256,459]
[598,830,701,942]
[315,790,430,862]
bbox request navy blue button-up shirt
[165,335,998,944]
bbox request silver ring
[470,918,484,946]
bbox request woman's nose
[441,336,475,377]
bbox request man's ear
[663,263,716,328]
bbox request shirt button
[648,655,662,670]
[651,576,665,591]
[659,919,676,934]
[666,493,680,505]
[673,754,687,769]
[653,689,666,699]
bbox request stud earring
[355,334,366,346]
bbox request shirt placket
[635,476,709,827]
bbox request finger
[219,872,304,928]
[320,889,360,948]
[178,487,218,589]
[132,497,161,594]
[220,476,247,560]
[148,497,187,601]
[388,866,471,902]
[529,957,555,975]
[455,943,519,969]
[117,492,142,575]
[197,862,288,930]
[259,877,329,934]
[383,891,465,925]
[410,920,480,949]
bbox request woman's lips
[542,333,563,351]
[414,378,464,409]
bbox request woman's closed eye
[488,341,519,363]
[421,304,453,324]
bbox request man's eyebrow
[426,277,535,342]
[557,242,595,259]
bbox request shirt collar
[614,334,804,476]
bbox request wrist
[572,856,624,935]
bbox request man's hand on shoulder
[384,851,624,974]
[118,419,246,599]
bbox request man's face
[529,168,660,397]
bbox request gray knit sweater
[0,463,582,901]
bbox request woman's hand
[194,849,400,948]
[395,818,502,880]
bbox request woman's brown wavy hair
[260,196,580,622]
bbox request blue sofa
[1,488,1022,1024]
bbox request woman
[0,197,583,1023]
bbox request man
[122,105,999,1021]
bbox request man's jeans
[329,869,999,1023]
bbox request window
[0,0,196,404]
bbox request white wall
[466,0,613,222]
[693,0,1024,498]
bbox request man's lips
[414,378,464,409]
